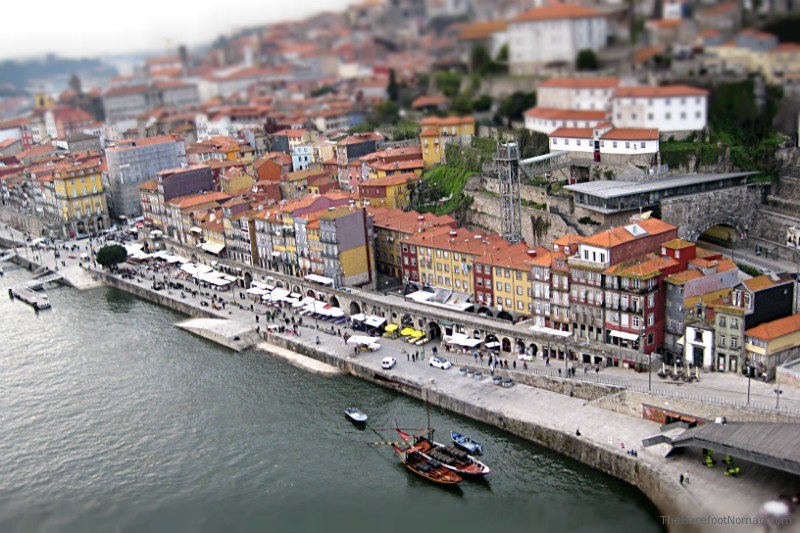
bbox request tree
[576,49,599,71]
[450,95,474,115]
[387,69,399,102]
[515,128,549,158]
[497,91,536,126]
[434,72,462,98]
[470,44,492,74]
[472,94,493,112]
[96,245,127,269]
[371,101,400,125]
[496,44,509,63]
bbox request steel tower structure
[495,141,522,244]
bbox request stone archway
[401,314,414,326]
[427,322,441,340]
[695,221,744,246]
[306,289,317,299]
[349,301,361,315]
[497,310,513,322]
[292,285,302,295]
[243,272,253,288]
[329,295,340,308]
[477,306,494,317]
[485,334,499,351]
[502,337,512,352]
[275,280,284,288]
[528,343,539,357]
[516,339,525,354]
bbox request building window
[718,334,726,347]
[719,316,726,327]
[665,112,671,120]
[731,336,739,348]
[731,318,738,329]
[475,264,482,274]
[694,330,703,342]
[613,141,618,148]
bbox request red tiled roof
[411,95,448,109]
[524,107,608,121]
[457,20,508,41]
[613,85,709,98]
[549,127,593,139]
[746,314,800,341]
[601,128,659,141]
[514,4,603,22]
[539,77,620,89]
[580,218,677,248]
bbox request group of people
[403,349,424,362]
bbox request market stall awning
[268,287,290,301]
[246,287,268,295]
[385,324,399,332]
[351,313,367,322]
[190,226,203,234]
[609,330,640,342]
[365,316,386,328]
[304,274,335,286]
[400,327,415,336]
[484,341,500,349]
[200,241,225,255]
[530,324,573,338]
[347,336,381,346]
[293,296,316,308]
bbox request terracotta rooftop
[613,85,709,99]
[524,107,608,121]
[601,128,660,141]
[369,208,456,235]
[746,314,800,342]
[580,218,677,249]
[662,238,694,250]
[604,253,678,279]
[363,172,419,188]
[539,77,620,89]
[457,20,508,41]
[167,191,231,209]
[743,274,792,292]
[665,269,706,285]
[514,4,603,22]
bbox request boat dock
[9,286,51,310]
[25,272,64,290]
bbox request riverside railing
[439,352,800,418]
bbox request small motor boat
[451,431,484,455]
[344,407,368,424]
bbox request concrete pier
[9,286,51,310]
[175,318,261,352]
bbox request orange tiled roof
[770,43,800,54]
[167,191,231,209]
[581,218,677,248]
[539,77,620,89]
[743,274,786,292]
[646,18,683,28]
[665,269,706,285]
[419,116,475,127]
[457,20,508,41]
[613,85,709,98]
[604,253,678,279]
[746,314,800,341]
[703,1,738,16]
[364,172,419,187]
[420,128,439,137]
[514,4,602,22]
[662,238,694,250]
[601,128,659,141]
[411,95,448,109]
[549,127,593,139]
[524,107,608,120]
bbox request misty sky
[1,0,353,60]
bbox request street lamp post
[648,352,653,391]
[746,365,753,406]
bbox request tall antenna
[495,141,522,244]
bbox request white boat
[344,407,368,424]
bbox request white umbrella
[761,501,790,517]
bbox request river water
[0,265,662,532]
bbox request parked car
[381,357,396,369]
[429,356,452,370]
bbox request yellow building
[403,226,510,294]
[474,243,537,318]
[419,116,476,169]
[52,160,109,237]
[220,167,256,195]
[745,313,800,381]
[358,172,419,210]
[705,36,800,84]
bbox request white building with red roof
[507,4,608,75]
[611,85,708,133]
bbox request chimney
[527,249,537,257]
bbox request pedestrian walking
[683,472,690,484]
[679,474,684,485]
[523,361,527,370]
[584,365,588,375]
[513,360,516,370]
[545,357,551,367]
[595,366,600,376]
[558,368,562,376]
[406,351,410,361]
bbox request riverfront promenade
[3,227,800,530]
[2,224,800,415]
